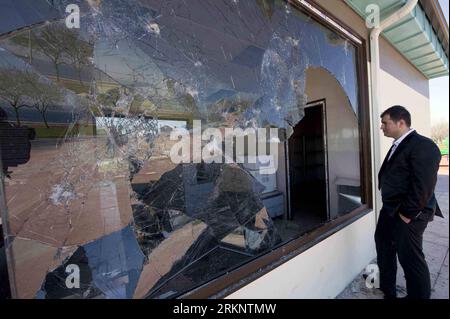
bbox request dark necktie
[382,143,396,165]
[387,143,398,161]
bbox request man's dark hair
[381,105,411,127]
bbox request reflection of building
[0,0,448,299]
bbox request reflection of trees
[32,24,69,82]
[30,81,62,128]
[10,24,94,84]
[62,32,94,86]
[0,68,63,127]
[0,69,36,126]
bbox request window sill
[179,205,372,299]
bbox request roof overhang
[419,0,449,57]
[344,0,449,79]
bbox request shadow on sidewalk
[337,174,449,299]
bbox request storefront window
[0,0,362,299]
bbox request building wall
[378,37,432,162]
[227,211,376,298]
[228,0,432,299]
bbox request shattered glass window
[0,0,362,299]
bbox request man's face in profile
[381,114,403,139]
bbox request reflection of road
[6,138,131,246]
[30,138,65,148]
[4,137,133,297]
[3,134,179,298]
[6,137,133,247]
[3,107,86,125]
[30,136,99,148]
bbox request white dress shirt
[387,129,415,161]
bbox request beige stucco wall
[378,37,431,162]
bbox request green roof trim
[344,0,449,79]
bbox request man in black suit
[375,105,442,299]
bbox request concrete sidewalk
[337,173,449,299]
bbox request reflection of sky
[1,0,360,128]
[0,0,61,35]
[0,47,30,70]
[91,0,359,123]
[94,38,166,87]
[82,226,145,299]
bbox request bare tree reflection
[0,69,36,126]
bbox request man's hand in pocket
[399,213,411,224]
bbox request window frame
[0,0,373,300]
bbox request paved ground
[337,169,449,299]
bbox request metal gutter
[368,0,419,219]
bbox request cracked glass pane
[0,0,362,299]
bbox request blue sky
[430,0,449,124]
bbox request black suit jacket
[378,131,443,221]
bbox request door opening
[287,101,329,233]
